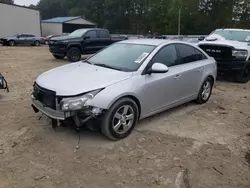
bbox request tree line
[2,0,250,35]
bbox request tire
[235,66,250,83]
[196,77,213,104]
[8,40,15,46]
[101,98,139,141]
[53,54,65,59]
[34,41,40,46]
[45,41,49,45]
[67,47,81,62]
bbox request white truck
[198,28,250,83]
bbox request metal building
[41,16,96,36]
[0,2,41,38]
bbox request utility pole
[178,7,181,36]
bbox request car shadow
[42,100,199,143]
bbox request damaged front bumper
[31,97,103,127]
[31,98,74,120]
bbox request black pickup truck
[49,28,128,62]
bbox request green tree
[0,0,14,3]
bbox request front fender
[85,75,144,110]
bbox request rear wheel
[67,47,81,62]
[101,98,139,140]
[196,77,213,104]
[9,40,15,46]
[53,54,65,59]
[235,66,250,83]
[34,40,40,46]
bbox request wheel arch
[107,94,142,120]
[67,44,82,53]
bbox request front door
[82,30,100,54]
[141,44,181,115]
[16,34,26,44]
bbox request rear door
[82,30,99,54]
[26,34,36,44]
[97,30,112,49]
[174,43,207,101]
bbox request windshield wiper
[94,63,122,71]
[83,60,92,64]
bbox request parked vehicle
[42,33,69,45]
[31,39,216,140]
[48,28,128,62]
[198,28,250,83]
[0,73,9,92]
[0,34,41,46]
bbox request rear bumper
[216,60,248,73]
[31,97,75,120]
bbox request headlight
[232,50,248,59]
[60,89,102,111]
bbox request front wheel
[101,98,139,140]
[235,66,250,83]
[67,47,81,62]
[9,40,16,46]
[53,54,65,59]
[196,77,213,104]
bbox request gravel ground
[0,46,250,188]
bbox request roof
[118,39,170,46]
[0,2,38,11]
[216,28,250,32]
[41,16,96,25]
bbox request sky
[15,0,39,6]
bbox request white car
[198,28,250,83]
[31,39,217,140]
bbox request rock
[218,106,226,110]
[0,149,4,154]
[11,142,18,148]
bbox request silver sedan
[31,39,217,140]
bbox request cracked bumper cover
[31,98,74,120]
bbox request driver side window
[85,31,97,38]
[151,44,177,67]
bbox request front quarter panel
[85,73,146,113]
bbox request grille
[33,83,56,109]
[199,45,232,61]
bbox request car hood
[51,35,81,42]
[199,34,249,50]
[36,62,133,96]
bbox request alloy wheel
[201,81,211,101]
[112,105,135,134]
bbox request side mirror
[147,63,169,74]
[198,37,205,41]
[83,36,90,40]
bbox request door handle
[174,74,181,79]
[198,67,204,72]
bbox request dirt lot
[0,46,250,188]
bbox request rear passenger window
[98,30,109,38]
[85,31,97,38]
[176,44,197,64]
[151,44,177,67]
[195,49,207,61]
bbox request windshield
[210,30,250,42]
[87,43,156,72]
[69,29,88,37]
